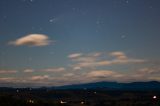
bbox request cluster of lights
[25,96,158,105]
[60,100,67,104]
[16,89,19,93]
[153,96,157,99]
[28,100,34,104]
[60,100,85,105]
[81,101,85,104]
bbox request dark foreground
[0,88,160,106]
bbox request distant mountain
[54,81,160,90]
[1,81,160,91]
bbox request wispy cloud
[9,34,53,47]
[110,51,128,60]
[0,70,17,74]
[69,51,146,69]
[43,67,65,72]
[1,66,160,87]
[68,53,83,58]
[86,70,119,78]
[0,77,16,82]
[23,69,34,73]
[23,67,65,73]
[31,75,50,81]
[73,66,81,70]
[63,73,75,77]
[0,51,153,87]
[137,67,160,75]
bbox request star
[72,7,76,11]
[22,0,34,3]
[125,0,129,4]
[28,57,33,62]
[3,15,7,19]
[31,26,35,30]
[39,27,43,31]
[49,17,57,23]
[49,19,54,23]
[96,19,103,26]
[30,0,34,2]
[96,20,100,25]
[149,6,153,9]
[121,35,126,39]
[49,52,54,55]
[96,29,99,33]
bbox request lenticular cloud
[9,34,52,47]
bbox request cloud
[9,34,52,47]
[31,75,50,81]
[73,66,81,70]
[69,51,145,69]
[44,67,65,72]
[110,51,128,60]
[22,67,65,73]
[110,58,145,64]
[63,73,75,77]
[91,52,102,57]
[84,70,125,83]
[149,77,160,81]
[69,52,100,65]
[0,77,16,82]
[135,66,160,78]
[72,61,111,68]
[23,69,34,73]
[1,66,160,87]
[68,53,83,58]
[86,70,118,78]
[0,70,17,74]
[83,66,160,83]
[137,67,160,75]
[0,51,149,87]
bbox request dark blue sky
[0,0,160,87]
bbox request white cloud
[137,67,160,75]
[1,66,160,87]
[110,51,128,60]
[110,58,145,64]
[9,34,52,47]
[69,51,145,69]
[68,53,82,58]
[63,73,75,77]
[0,77,16,82]
[22,67,65,73]
[87,52,102,57]
[44,67,65,72]
[0,51,150,87]
[86,70,117,78]
[149,77,160,80]
[73,66,81,70]
[31,75,50,81]
[72,56,97,62]
[23,69,34,73]
[85,70,125,83]
[0,70,17,74]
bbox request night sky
[0,0,160,87]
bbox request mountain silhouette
[54,81,160,90]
